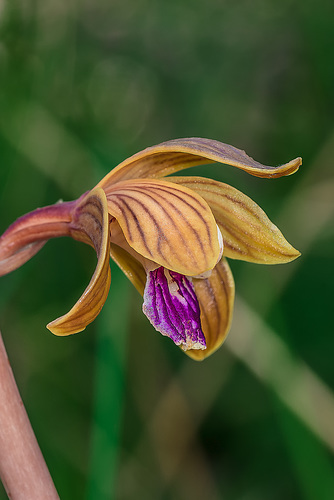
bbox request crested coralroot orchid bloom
[0,138,301,360]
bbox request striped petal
[105,179,220,276]
[169,177,300,264]
[186,257,235,361]
[97,138,302,188]
[47,188,111,335]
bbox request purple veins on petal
[143,267,206,351]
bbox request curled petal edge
[97,137,302,188]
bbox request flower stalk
[0,332,59,500]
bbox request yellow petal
[97,138,302,188]
[169,177,300,264]
[108,218,151,293]
[186,258,235,361]
[105,179,220,276]
[47,188,111,335]
[110,244,146,295]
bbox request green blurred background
[0,1,334,499]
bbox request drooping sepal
[170,177,301,264]
[97,137,302,188]
[143,267,206,351]
[105,178,220,276]
[47,188,111,335]
[187,258,235,361]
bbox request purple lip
[143,266,206,351]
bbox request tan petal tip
[267,243,301,264]
[256,248,301,265]
[284,247,301,262]
[247,155,302,178]
[279,157,302,177]
[46,319,86,336]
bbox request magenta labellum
[143,267,206,351]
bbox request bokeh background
[1,1,334,499]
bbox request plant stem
[0,332,59,500]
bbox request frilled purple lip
[142,267,206,351]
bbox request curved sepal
[170,177,301,264]
[47,188,111,335]
[186,258,235,361]
[105,178,220,276]
[97,137,302,188]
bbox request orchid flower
[0,138,301,360]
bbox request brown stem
[0,332,60,500]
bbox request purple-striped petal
[105,178,220,276]
[143,267,206,351]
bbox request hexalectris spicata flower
[0,138,301,360]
